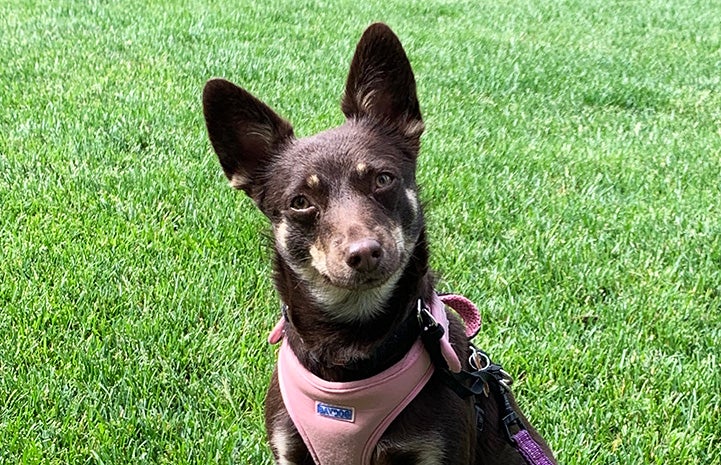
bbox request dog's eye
[290,195,312,211]
[375,172,395,189]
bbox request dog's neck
[273,230,434,382]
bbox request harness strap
[276,339,434,465]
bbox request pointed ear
[341,23,424,141]
[202,78,294,198]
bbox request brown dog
[203,23,556,465]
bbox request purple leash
[512,429,555,465]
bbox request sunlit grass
[1,0,719,463]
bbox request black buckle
[417,300,445,343]
[448,369,491,397]
[475,403,485,432]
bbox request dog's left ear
[342,23,424,145]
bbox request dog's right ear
[202,78,294,198]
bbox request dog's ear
[342,23,424,143]
[203,78,294,198]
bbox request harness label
[315,402,355,422]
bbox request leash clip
[502,409,527,443]
[498,375,526,442]
[417,298,463,373]
[416,299,444,341]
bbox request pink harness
[268,294,480,465]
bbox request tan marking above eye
[356,163,367,175]
[307,174,320,188]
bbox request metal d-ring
[469,347,491,371]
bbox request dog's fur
[203,23,556,465]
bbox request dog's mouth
[304,265,405,322]
[319,270,392,292]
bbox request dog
[203,23,556,465]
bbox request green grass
[1,0,720,463]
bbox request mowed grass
[1,0,720,463]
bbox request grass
[1,0,719,463]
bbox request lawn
[1,0,720,463]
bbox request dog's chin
[307,270,402,323]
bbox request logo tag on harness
[315,402,355,422]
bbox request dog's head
[203,24,425,323]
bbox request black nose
[346,239,383,272]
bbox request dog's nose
[346,239,383,272]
